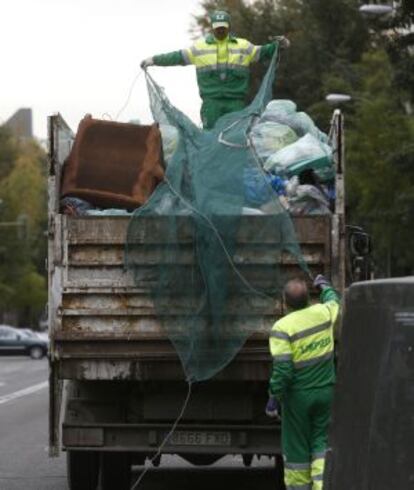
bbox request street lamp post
[325,94,353,105]
[359,4,394,17]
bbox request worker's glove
[274,35,291,49]
[265,397,281,419]
[140,57,154,69]
[313,274,331,290]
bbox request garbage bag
[160,124,179,165]
[243,167,275,206]
[60,197,94,216]
[288,184,331,215]
[250,121,297,161]
[261,100,328,143]
[264,133,333,179]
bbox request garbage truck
[47,110,354,490]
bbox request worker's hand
[313,274,331,290]
[140,57,154,69]
[265,397,281,419]
[274,36,290,49]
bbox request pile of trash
[60,100,334,218]
[158,99,335,216]
[248,100,334,215]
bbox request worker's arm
[249,36,292,63]
[258,42,278,61]
[320,286,341,324]
[314,275,341,324]
[152,50,187,66]
[268,323,294,400]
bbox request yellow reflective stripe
[311,457,325,490]
[285,467,312,486]
[311,457,325,475]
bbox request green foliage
[346,50,414,275]
[0,132,47,327]
[13,270,47,327]
[0,127,18,181]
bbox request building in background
[4,108,33,139]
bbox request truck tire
[274,454,286,490]
[67,450,99,490]
[100,452,131,490]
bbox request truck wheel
[100,452,131,490]
[274,454,286,490]
[67,450,99,490]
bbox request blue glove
[265,397,281,418]
[313,274,331,290]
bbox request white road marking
[0,381,48,406]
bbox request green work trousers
[200,98,246,130]
[282,386,333,490]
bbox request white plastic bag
[288,184,331,215]
[261,99,328,143]
[264,134,333,175]
[250,122,297,161]
[160,124,179,165]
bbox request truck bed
[50,214,332,381]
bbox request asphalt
[0,356,278,490]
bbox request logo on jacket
[299,337,331,355]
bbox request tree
[0,127,18,181]
[0,134,47,327]
[346,50,414,275]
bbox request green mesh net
[125,51,306,382]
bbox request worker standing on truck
[140,10,290,129]
[265,275,340,490]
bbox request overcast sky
[1,0,203,139]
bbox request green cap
[210,10,231,29]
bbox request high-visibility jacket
[153,34,277,100]
[268,287,340,399]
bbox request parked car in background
[0,325,48,359]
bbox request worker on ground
[140,10,290,129]
[265,275,340,490]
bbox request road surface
[0,357,277,489]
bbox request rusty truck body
[48,111,346,489]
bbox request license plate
[167,430,231,446]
